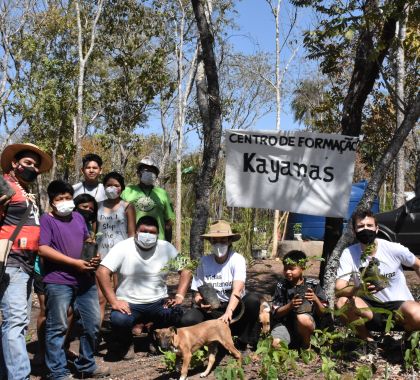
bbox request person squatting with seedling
[270,250,327,349]
[335,209,420,352]
[96,215,191,361]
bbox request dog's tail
[230,298,245,325]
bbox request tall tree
[73,0,103,176]
[190,0,222,259]
[393,9,408,208]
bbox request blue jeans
[44,283,100,380]
[0,267,33,380]
[110,299,183,343]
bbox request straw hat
[1,143,53,174]
[201,220,241,242]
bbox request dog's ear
[170,326,177,334]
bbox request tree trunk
[393,15,407,208]
[73,0,103,180]
[324,90,420,302]
[321,0,404,284]
[190,0,222,259]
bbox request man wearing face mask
[336,209,420,351]
[96,216,191,360]
[180,220,262,352]
[0,143,52,380]
[121,157,174,241]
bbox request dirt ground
[26,258,419,379]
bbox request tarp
[225,130,359,217]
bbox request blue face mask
[136,232,158,250]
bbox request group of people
[0,143,419,380]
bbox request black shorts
[33,272,45,295]
[362,298,405,332]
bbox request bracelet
[175,293,185,301]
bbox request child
[74,193,98,234]
[38,180,110,379]
[96,172,136,324]
[73,153,107,202]
[271,250,327,349]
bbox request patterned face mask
[105,186,120,200]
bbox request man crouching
[96,215,191,359]
[335,209,420,353]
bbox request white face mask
[212,243,229,258]
[136,232,158,250]
[54,200,75,217]
[140,171,156,186]
[105,186,120,200]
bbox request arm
[125,203,136,238]
[413,257,420,278]
[38,245,94,273]
[96,265,131,314]
[219,280,244,324]
[175,269,192,301]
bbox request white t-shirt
[100,237,178,304]
[336,239,416,302]
[73,182,107,202]
[191,251,246,303]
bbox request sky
[148,0,317,151]
[173,0,314,150]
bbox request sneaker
[80,365,111,379]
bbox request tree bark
[393,14,407,208]
[190,0,222,259]
[324,90,420,302]
[321,0,405,284]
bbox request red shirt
[0,174,40,272]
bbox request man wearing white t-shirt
[336,209,420,345]
[96,216,191,359]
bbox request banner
[225,130,359,217]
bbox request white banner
[225,130,359,217]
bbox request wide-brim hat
[1,143,53,174]
[201,220,241,242]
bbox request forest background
[0,0,419,288]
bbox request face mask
[54,200,75,217]
[212,243,229,258]
[77,208,95,223]
[355,228,377,245]
[16,165,38,183]
[105,186,120,200]
[140,171,156,186]
[136,232,158,250]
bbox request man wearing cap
[180,220,261,351]
[0,143,52,380]
[121,156,174,242]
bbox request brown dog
[155,319,242,380]
[259,299,271,335]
